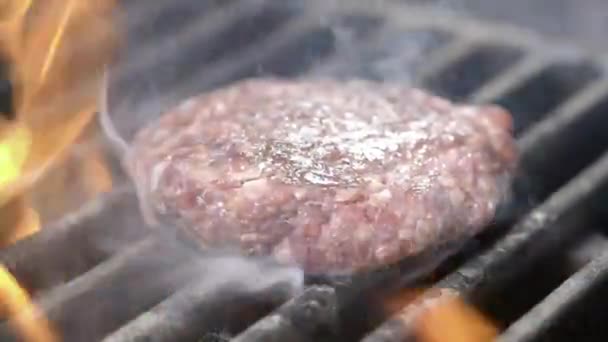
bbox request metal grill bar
[413,39,479,85]
[156,14,332,105]
[497,248,608,342]
[310,26,453,83]
[515,79,608,199]
[307,18,389,76]
[497,62,601,136]
[231,286,338,342]
[0,238,201,342]
[470,54,549,104]
[363,148,608,341]
[518,78,608,153]
[115,0,265,88]
[36,238,157,312]
[102,268,297,342]
[421,43,525,101]
[341,1,571,49]
[0,187,146,294]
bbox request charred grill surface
[3,1,608,341]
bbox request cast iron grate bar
[492,59,601,135]
[470,54,549,104]
[231,286,338,342]
[515,79,608,201]
[310,26,454,82]
[115,0,267,90]
[0,187,146,295]
[412,39,479,85]
[144,12,337,116]
[497,248,608,342]
[102,259,302,342]
[421,43,525,101]
[362,148,608,342]
[0,237,202,342]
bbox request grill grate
[3,1,608,341]
[498,247,608,342]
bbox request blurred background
[411,0,608,51]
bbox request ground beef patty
[126,78,517,275]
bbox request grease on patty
[127,78,517,275]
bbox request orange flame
[0,196,39,247]
[0,0,117,341]
[0,0,117,205]
[382,288,499,342]
[0,0,116,237]
[416,294,498,342]
[0,266,58,342]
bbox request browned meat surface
[126,78,517,275]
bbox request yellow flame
[8,0,116,197]
[0,121,36,247]
[0,196,40,248]
[0,0,33,57]
[0,120,31,199]
[0,0,117,235]
[39,0,77,84]
[0,1,117,340]
[8,203,39,244]
[82,147,113,196]
[0,266,58,342]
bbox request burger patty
[126,78,517,275]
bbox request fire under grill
[3,1,608,341]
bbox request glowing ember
[0,265,57,342]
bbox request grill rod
[0,187,146,294]
[0,237,201,342]
[115,0,266,91]
[102,279,295,342]
[102,257,303,342]
[498,246,608,342]
[230,286,338,342]
[362,148,608,342]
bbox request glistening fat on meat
[126,78,517,275]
